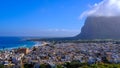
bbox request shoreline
[0,41,39,51]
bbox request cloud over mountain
[80,0,120,19]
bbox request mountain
[76,16,120,40]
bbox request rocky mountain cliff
[76,16,120,40]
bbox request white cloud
[47,29,79,32]
[80,0,120,19]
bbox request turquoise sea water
[0,37,36,50]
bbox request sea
[0,37,37,50]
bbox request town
[0,41,120,68]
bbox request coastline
[0,41,37,51]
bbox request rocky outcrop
[77,16,120,40]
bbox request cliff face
[77,16,120,39]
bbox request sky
[0,0,102,37]
[80,0,120,18]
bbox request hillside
[76,16,120,39]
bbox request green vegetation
[63,62,120,68]
[1,60,120,68]
[56,65,64,68]
[1,63,120,68]
[24,64,33,68]
[40,64,46,68]
[0,64,4,68]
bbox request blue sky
[0,0,101,37]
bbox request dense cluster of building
[0,42,120,68]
